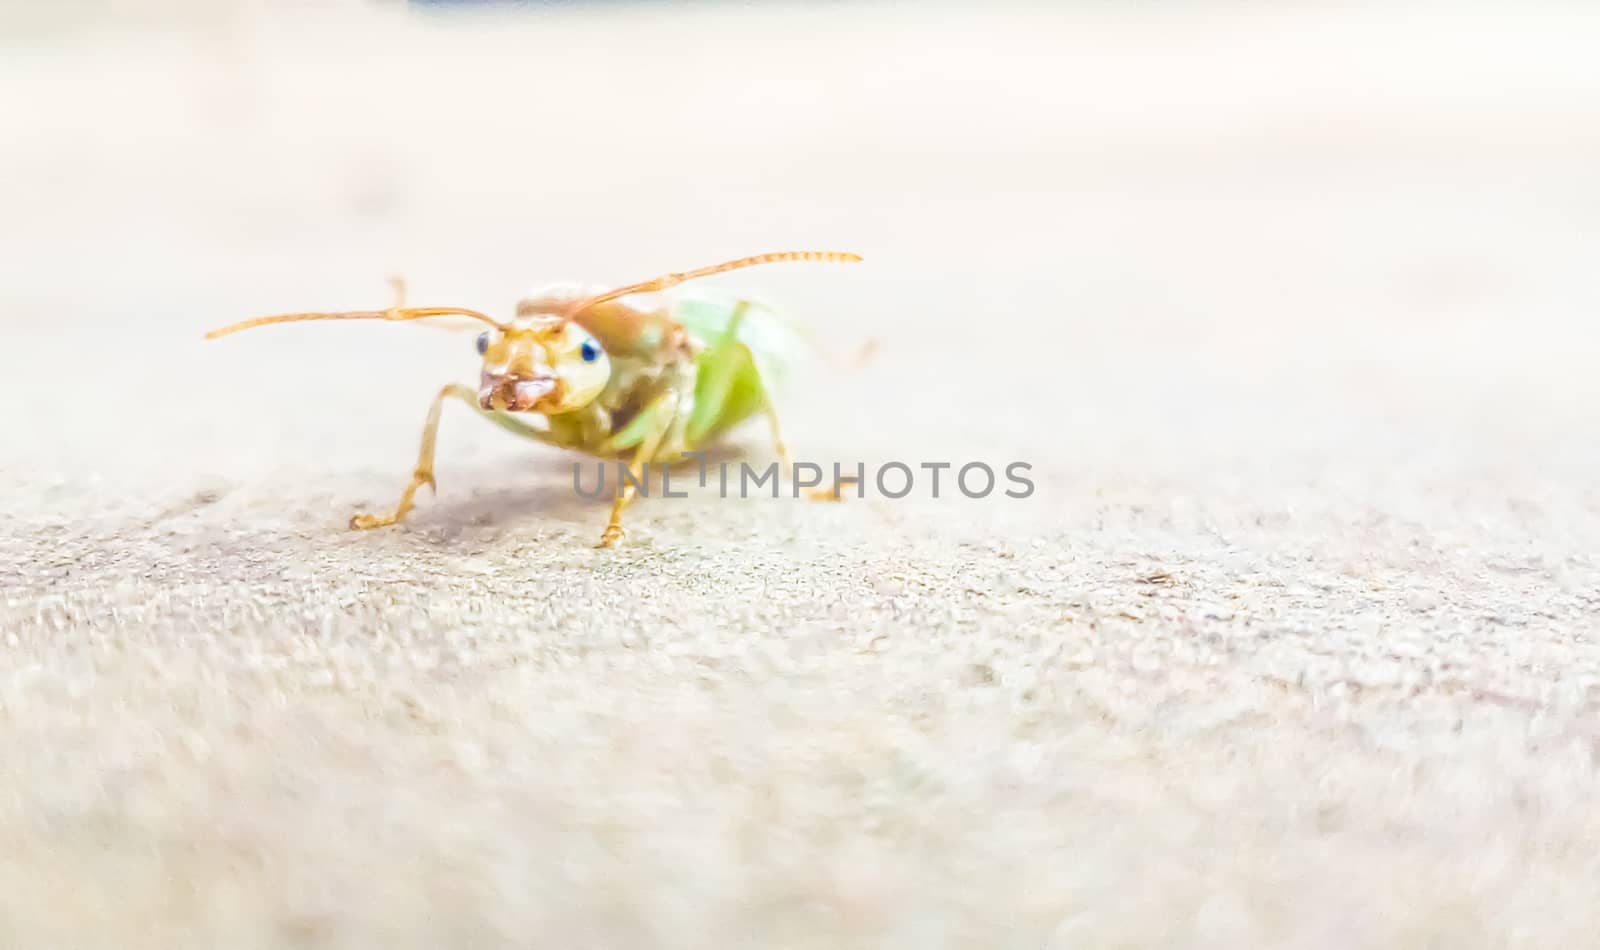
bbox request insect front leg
[349,383,551,530]
[596,379,690,549]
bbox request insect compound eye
[580,340,599,363]
[476,331,490,355]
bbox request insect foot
[596,524,626,549]
[349,467,436,530]
[806,475,863,502]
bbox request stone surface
[3,3,1599,947]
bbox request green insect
[205,250,861,547]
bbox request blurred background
[3,1,1600,947]
[6,0,1597,487]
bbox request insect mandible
[205,250,862,547]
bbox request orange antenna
[205,305,508,341]
[564,250,861,319]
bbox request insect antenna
[563,250,861,319]
[205,305,508,340]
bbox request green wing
[671,292,809,391]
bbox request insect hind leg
[759,399,859,502]
[736,311,858,502]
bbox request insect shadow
[395,443,755,543]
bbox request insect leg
[349,383,550,530]
[597,389,682,548]
[755,398,854,501]
[734,313,858,502]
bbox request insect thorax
[515,283,610,318]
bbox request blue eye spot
[475,332,490,355]
[580,341,599,363]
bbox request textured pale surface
[3,3,1600,947]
